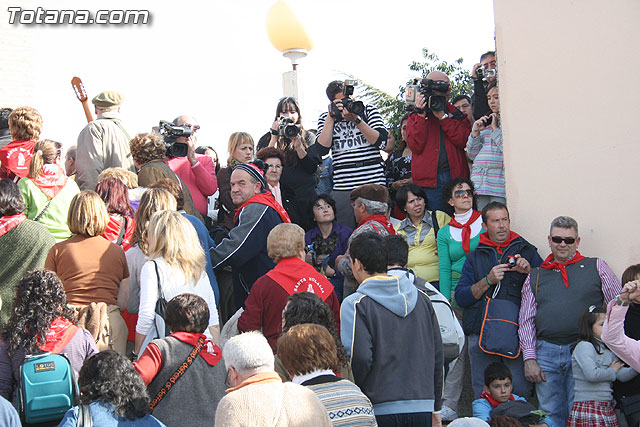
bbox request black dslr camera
[405,78,449,114]
[156,121,192,158]
[330,79,365,121]
[278,117,301,140]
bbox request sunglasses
[453,189,473,198]
[551,236,576,244]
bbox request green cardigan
[18,177,80,242]
[436,224,485,306]
[0,220,55,325]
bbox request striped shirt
[316,104,387,191]
[518,257,621,361]
[466,126,504,197]
[304,376,377,426]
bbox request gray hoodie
[341,273,444,415]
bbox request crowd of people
[0,48,638,427]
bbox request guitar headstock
[71,77,88,102]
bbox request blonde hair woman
[216,132,254,230]
[17,139,80,241]
[44,191,129,354]
[135,210,220,356]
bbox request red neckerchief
[448,210,482,253]
[358,214,396,235]
[480,390,515,408]
[38,317,79,353]
[234,191,291,223]
[32,163,68,199]
[0,213,27,238]
[0,140,36,178]
[170,331,222,366]
[266,257,334,300]
[541,251,586,288]
[479,231,521,255]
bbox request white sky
[4,0,495,165]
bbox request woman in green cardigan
[436,177,484,421]
[437,177,485,305]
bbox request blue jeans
[422,170,451,212]
[534,340,574,427]
[468,334,532,398]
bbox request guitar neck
[81,100,94,123]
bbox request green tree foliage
[352,49,473,145]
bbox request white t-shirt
[136,257,219,338]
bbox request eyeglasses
[550,236,576,244]
[225,368,232,387]
[267,164,282,170]
[453,189,473,198]
[184,124,201,132]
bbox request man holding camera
[405,71,471,212]
[316,80,388,229]
[76,91,136,191]
[471,51,497,120]
[167,115,217,220]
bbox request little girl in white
[568,305,638,427]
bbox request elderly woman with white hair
[215,331,331,427]
[237,223,340,351]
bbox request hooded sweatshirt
[341,273,444,415]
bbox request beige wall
[494,0,640,277]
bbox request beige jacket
[76,111,135,191]
[215,374,331,427]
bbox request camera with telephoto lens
[278,117,301,139]
[476,65,497,81]
[405,78,449,114]
[155,120,192,158]
[330,79,365,121]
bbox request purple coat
[305,221,353,290]
[0,328,98,403]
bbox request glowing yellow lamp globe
[266,0,314,55]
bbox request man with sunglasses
[406,71,471,212]
[168,115,217,221]
[518,216,621,427]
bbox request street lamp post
[266,0,313,102]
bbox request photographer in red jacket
[406,71,471,211]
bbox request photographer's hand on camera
[471,113,498,137]
[415,93,428,118]
[186,140,198,166]
[471,62,482,80]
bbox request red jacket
[101,216,136,252]
[406,104,471,187]
[237,257,341,350]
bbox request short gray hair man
[223,331,274,381]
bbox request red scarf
[0,213,27,238]
[479,231,521,255]
[32,163,68,199]
[358,214,396,235]
[171,332,222,366]
[448,210,482,253]
[38,317,79,353]
[234,191,291,223]
[480,390,515,409]
[0,140,35,179]
[540,251,586,288]
[266,257,334,300]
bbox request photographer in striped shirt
[316,80,388,229]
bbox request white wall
[494,0,640,276]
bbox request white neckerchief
[291,369,334,385]
[449,209,483,242]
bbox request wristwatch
[616,295,630,306]
[439,113,449,121]
[354,116,362,125]
[270,129,279,136]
